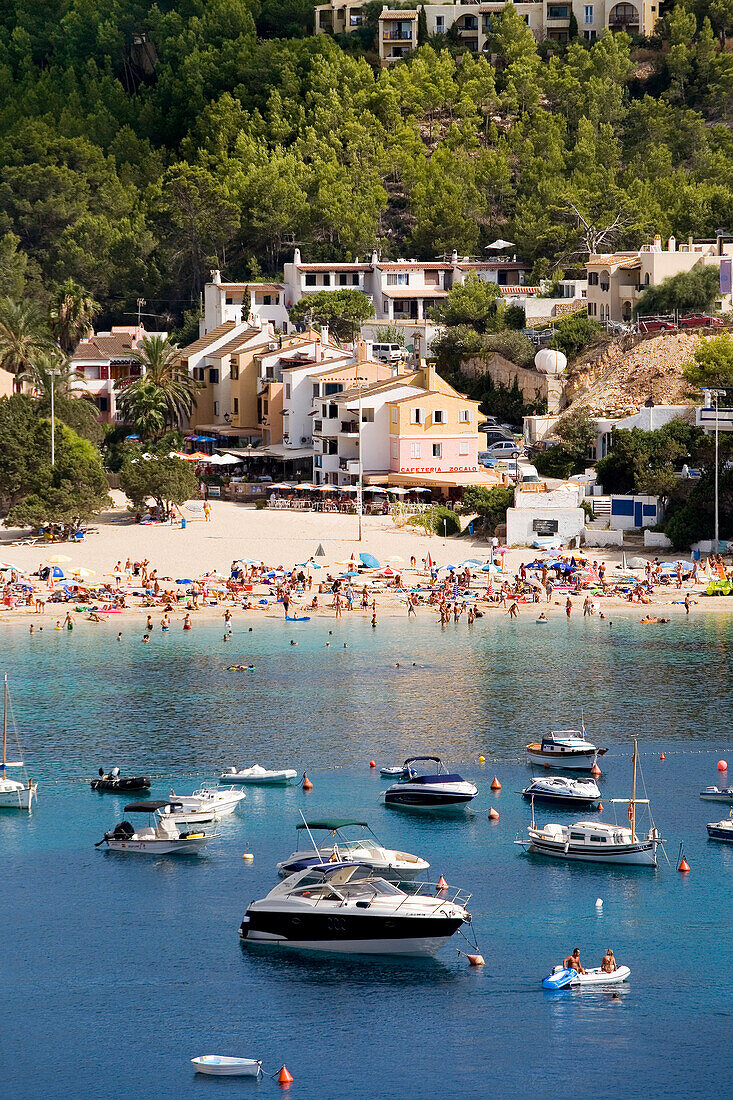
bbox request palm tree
[0,298,55,391]
[122,335,198,427]
[115,378,169,440]
[49,280,99,353]
[18,350,84,399]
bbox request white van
[372,343,403,364]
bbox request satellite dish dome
[534,348,567,375]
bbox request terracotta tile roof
[377,263,449,271]
[212,328,269,357]
[456,261,530,270]
[71,335,139,362]
[310,360,391,381]
[297,264,372,272]
[215,282,284,292]
[179,321,238,357]
[586,253,640,268]
[336,374,419,401]
[381,288,448,298]
[379,9,418,16]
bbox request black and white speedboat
[384,756,477,811]
[525,728,606,771]
[276,818,429,881]
[707,815,733,843]
[522,775,601,808]
[700,786,733,803]
[239,862,471,957]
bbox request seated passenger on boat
[601,948,617,973]
[563,948,587,974]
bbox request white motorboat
[518,741,662,867]
[167,784,245,824]
[384,756,477,811]
[239,862,472,957]
[380,765,408,778]
[96,800,217,855]
[522,775,601,808]
[542,964,630,989]
[700,786,733,803]
[525,727,606,771]
[220,764,298,785]
[707,815,733,843]
[0,675,37,811]
[276,818,429,881]
[192,1056,262,1077]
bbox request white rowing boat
[191,1055,262,1077]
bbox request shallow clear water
[2,613,733,1099]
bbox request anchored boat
[384,756,477,810]
[0,675,37,811]
[542,964,631,989]
[90,768,150,793]
[521,775,601,808]
[707,813,733,843]
[525,727,606,771]
[700,786,733,803]
[96,800,217,855]
[220,764,298,785]
[239,862,472,957]
[276,817,429,881]
[192,1056,262,1077]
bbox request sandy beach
[1,493,731,625]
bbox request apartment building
[202,269,289,335]
[313,361,484,492]
[314,0,660,64]
[585,234,733,323]
[70,325,168,422]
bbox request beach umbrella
[359,553,380,568]
[481,564,500,573]
[384,556,404,563]
[217,453,242,465]
[175,578,193,585]
[188,451,211,461]
[386,487,408,495]
[339,485,357,492]
[70,567,95,578]
[0,562,24,571]
[46,555,71,564]
[315,544,326,557]
[366,485,387,493]
[206,454,227,465]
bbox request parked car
[487,440,523,459]
[678,313,724,329]
[483,429,515,447]
[372,342,404,363]
[638,317,676,333]
[478,451,498,469]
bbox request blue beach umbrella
[359,553,380,569]
[175,578,193,585]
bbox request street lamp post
[710,388,726,554]
[357,385,363,543]
[50,374,55,468]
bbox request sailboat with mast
[517,740,662,867]
[0,675,37,811]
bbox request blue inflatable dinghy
[542,967,575,990]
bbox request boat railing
[393,881,472,910]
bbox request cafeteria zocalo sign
[399,467,478,474]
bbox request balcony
[696,406,733,431]
[382,30,414,40]
[341,421,359,435]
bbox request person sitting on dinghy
[563,948,587,974]
[601,948,617,973]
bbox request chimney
[320,325,329,348]
[210,269,221,284]
[294,247,301,265]
[365,340,373,361]
[371,250,378,266]
[668,236,676,253]
[451,249,458,264]
[653,235,662,252]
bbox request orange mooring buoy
[678,857,690,873]
[490,775,501,791]
[467,953,485,966]
[660,753,665,761]
[598,801,603,813]
[436,875,448,890]
[488,807,499,820]
[302,774,313,790]
[278,1065,294,1086]
[591,763,601,777]
[369,759,376,768]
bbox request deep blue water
[2,612,733,1099]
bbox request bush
[407,504,461,536]
[482,330,536,368]
[534,446,577,479]
[663,504,710,549]
[460,485,514,532]
[502,304,526,331]
[549,314,602,359]
[255,498,267,510]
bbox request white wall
[506,507,586,547]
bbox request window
[305,273,317,286]
[324,382,341,396]
[410,442,421,459]
[433,410,446,424]
[233,397,239,415]
[383,299,389,313]
[230,362,239,381]
[209,368,219,383]
[459,440,469,456]
[313,384,320,399]
[548,5,569,16]
[410,407,425,424]
[387,273,409,286]
[588,271,599,286]
[98,396,109,412]
[323,273,331,286]
[435,14,444,30]
[391,408,398,423]
[263,295,271,305]
[570,832,585,841]
[193,367,205,382]
[391,441,398,458]
[584,4,593,22]
[328,404,338,418]
[459,409,472,422]
[285,383,291,398]
[225,296,233,305]
[352,274,359,286]
[432,443,442,458]
[425,271,439,286]
[338,274,347,286]
[362,408,374,423]
[322,404,328,417]
[213,400,220,417]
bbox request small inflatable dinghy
[542,964,630,989]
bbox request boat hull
[90,777,150,792]
[0,783,36,810]
[521,790,599,808]
[240,910,465,957]
[103,837,210,855]
[526,836,658,866]
[192,1058,261,1077]
[220,771,297,785]
[707,824,733,843]
[276,853,428,881]
[700,791,733,803]
[525,751,600,772]
[384,782,477,810]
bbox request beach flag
[621,550,627,571]
[426,553,433,571]
[315,544,326,558]
[718,562,726,580]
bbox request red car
[678,313,724,328]
[638,318,676,333]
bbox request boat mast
[2,674,7,771]
[631,738,637,842]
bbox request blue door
[634,501,643,527]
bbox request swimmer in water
[142,633,150,643]
[117,632,122,641]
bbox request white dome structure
[534,348,567,375]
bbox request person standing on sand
[566,597,572,618]
[283,590,290,618]
[684,593,691,614]
[335,593,342,619]
[407,593,417,617]
[203,500,212,522]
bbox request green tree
[636,266,721,317]
[595,425,688,497]
[0,394,40,512]
[460,484,515,534]
[127,335,198,427]
[0,233,31,300]
[18,352,83,399]
[683,332,733,389]
[0,298,55,391]
[49,279,99,353]
[4,420,110,532]
[555,408,596,465]
[115,379,169,441]
[432,273,501,333]
[120,453,199,519]
[550,314,602,359]
[288,289,373,341]
[417,6,429,46]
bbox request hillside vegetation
[2,1,733,328]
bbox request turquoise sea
[2,612,733,1099]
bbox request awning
[264,444,312,460]
[388,470,501,489]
